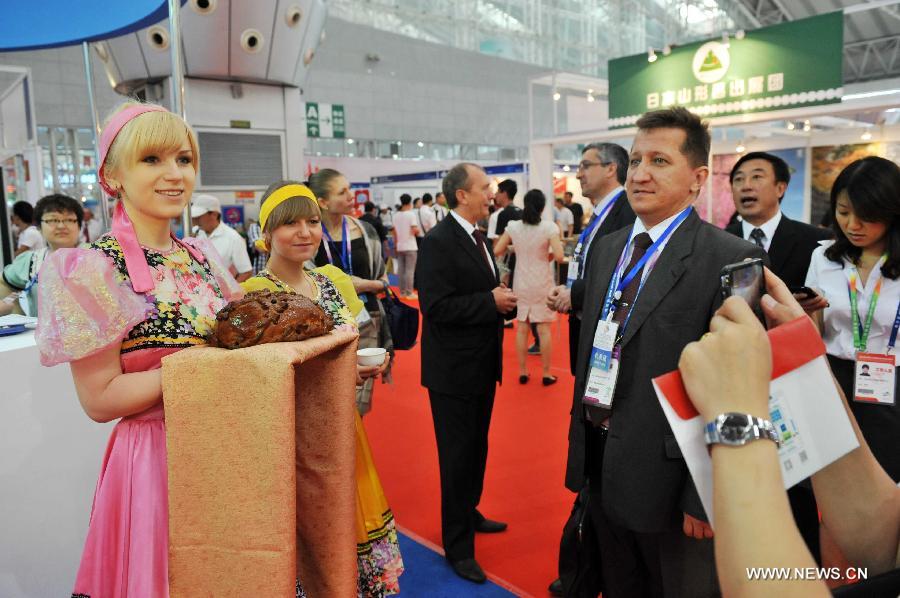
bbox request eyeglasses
[577,160,610,172]
[42,218,79,227]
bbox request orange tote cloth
[162,330,359,597]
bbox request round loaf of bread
[209,290,334,349]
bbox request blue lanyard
[600,207,692,337]
[888,302,900,351]
[322,217,352,277]
[574,192,621,263]
[23,274,38,293]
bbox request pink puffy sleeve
[182,237,244,303]
[35,248,152,367]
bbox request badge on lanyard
[565,243,582,289]
[848,261,898,406]
[581,207,692,410]
[583,318,620,407]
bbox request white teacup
[357,347,387,367]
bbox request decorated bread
[209,290,333,349]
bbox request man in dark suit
[416,162,518,584]
[727,151,831,288]
[548,142,636,375]
[727,151,831,563]
[567,108,766,597]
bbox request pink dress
[36,235,241,598]
[506,219,559,323]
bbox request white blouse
[806,241,900,364]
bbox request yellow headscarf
[255,184,319,252]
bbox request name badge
[566,258,580,288]
[583,319,619,408]
[853,352,896,406]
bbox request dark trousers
[428,387,496,562]
[585,427,720,598]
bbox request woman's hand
[356,354,390,385]
[679,297,772,422]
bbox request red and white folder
[652,316,859,527]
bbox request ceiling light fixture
[861,130,872,141]
[347,138,354,144]
[647,48,657,63]
[803,120,811,132]
[787,122,795,130]
[417,141,424,147]
[562,165,571,172]
[735,142,746,153]
[553,90,561,101]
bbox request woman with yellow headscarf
[242,181,403,597]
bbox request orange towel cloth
[162,330,359,597]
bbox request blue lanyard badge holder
[582,207,691,409]
[851,280,900,406]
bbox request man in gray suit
[566,107,765,597]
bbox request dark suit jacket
[725,215,831,288]
[570,190,635,312]
[417,215,510,394]
[565,210,766,532]
[568,191,636,374]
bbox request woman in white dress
[494,189,565,385]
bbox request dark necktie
[586,232,653,426]
[611,232,654,326]
[749,228,766,248]
[472,229,493,272]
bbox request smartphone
[789,286,819,300]
[720,258,767,327]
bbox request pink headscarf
[98,104,203,293]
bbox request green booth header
[607,12,844,128]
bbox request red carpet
[364,296,575,597]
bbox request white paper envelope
[652,317,859,527]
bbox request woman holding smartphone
[804,156,900,482]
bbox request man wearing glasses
[545,143,634,596]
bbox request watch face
[720,414,751,443]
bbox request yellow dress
[241,265,403,597]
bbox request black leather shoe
[450,558,487,583]
[548,578,563,596]
[474,518,508,533]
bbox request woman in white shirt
[805,156,900,482]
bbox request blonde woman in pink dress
[36,103,241,598]
[493,189,565,385]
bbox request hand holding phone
[720,258,767,328]
[789,286,818,300]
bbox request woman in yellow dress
[240,180,403,597]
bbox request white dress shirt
[419,205,437,233]
[451,209,495,276]
[584,186,624,256]
[806,241,900,364]
[486,210,501,240]
[16,225,44,251]
[740,211,782,253]
[619,207,691,287]
[196,221,253,275]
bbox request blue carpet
[396,533,517,597]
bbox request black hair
[34,194,84,227]
[730,152,791,200]
[12,200,34,224]
[399,194,412,206]
[364,201,377,213]
[582,142,629,185]
[422,193,433,204]
[497,179,518,200]
[824,157,900,279]
[635,107,710,168]
[522,189,546,225]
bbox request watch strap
[704,413,781,448]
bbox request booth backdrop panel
[162,330,359,598]
[810,142,900,229]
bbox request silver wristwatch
[704,413,781,449]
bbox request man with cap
[191,194,253,282]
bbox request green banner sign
[608,12,843,128]
[306,102,346,138]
